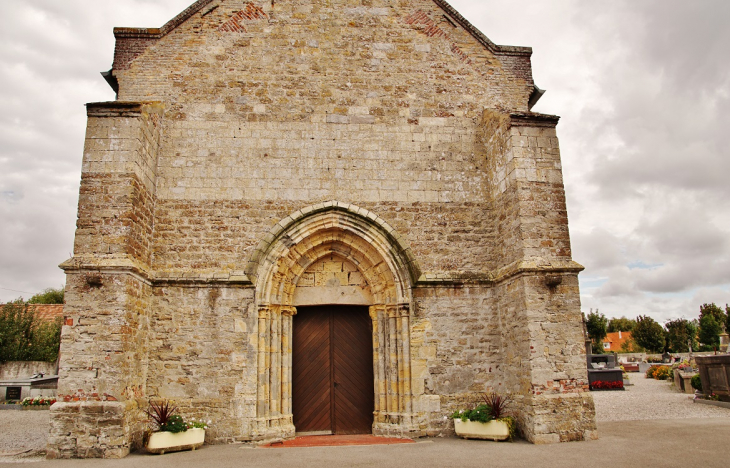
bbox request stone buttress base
[518,393,598,444]
[47,401,141,459]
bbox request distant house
[0,303,64,323]
[603,331,634,352]
[30,304,64,323]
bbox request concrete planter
[453,419,510,441]
[147,428,205,454]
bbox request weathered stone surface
[51,0,595,458]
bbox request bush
[691,374,702,392]
[653,366,672,380]
[0,301,62,362]
[646,365,659,378]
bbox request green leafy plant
[452,404,492,423]
[691,374,702,392]
[160,414,187,433]
[186,418,211,430]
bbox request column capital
[386,303,410,318]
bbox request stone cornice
[510,112,561,128]
[60,256,581,289]
[86,101,164,118]
[415,259,584,287]
[59,256,253,287]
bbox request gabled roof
[112,0,531,57]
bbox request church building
[49,0,597,458]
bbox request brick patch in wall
[219,3,268,33]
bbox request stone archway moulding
[247,201,422,440]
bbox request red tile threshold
[261,434,415,448]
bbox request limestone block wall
[411,286,501,436]
[72,103,161,264]
[151,200,497,279]
[146,285,257,442]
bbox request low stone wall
[616,352,720,363]
[0,361,57,380]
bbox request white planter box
[147,428,205,454]
[453,419,510,441]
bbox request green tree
[632,315,666,353]
[665,318,697,353]
[586,310,608,351]
[0,301,62,362]
[698,314,721,351]
[27,287,64,304]
[699,303,725,329]
[725,304,730,335]
[607,316,636,333]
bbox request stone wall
[0,361,57,381]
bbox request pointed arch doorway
[247,202,421,441]
[292,305,374,435]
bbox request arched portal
[247,201,420,441]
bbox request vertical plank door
[292,306,374,435]
[292,307,332,433]
[332,307,375,434]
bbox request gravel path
[593,372,730,422]
[0,409,49,462]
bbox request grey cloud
[0,0,192,302]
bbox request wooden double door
[292,305,374,435]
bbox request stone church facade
[49,0,596,458]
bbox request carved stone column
[255,305,271,437]
[370,305,387,425]
[280,306,297,429]
[254,304,296,441]
[372,303,419,437]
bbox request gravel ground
[0,409,49,462]
[593,372,730,422]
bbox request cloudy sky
[1,1,728,324]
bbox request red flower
[590,380,624,390]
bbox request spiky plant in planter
[144,400,209,455]
[451,391,517,441]
[145,400,183,432]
